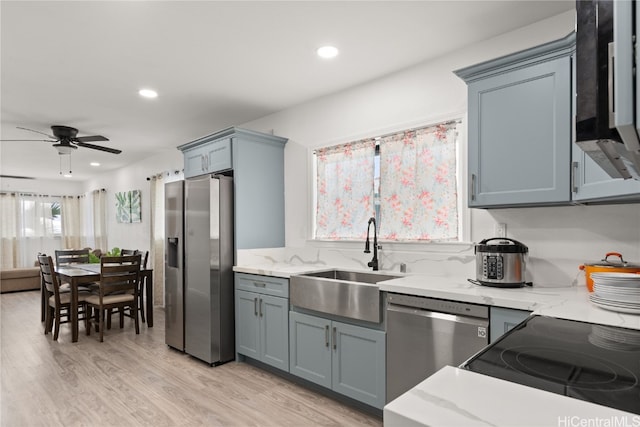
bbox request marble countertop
[234,263,640,330]
[384,366,639,427]
[233,263,331,279]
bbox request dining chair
[38,255,90,341]
[55,249,90,266]
[85,254,141,342]
[108,249,149,327]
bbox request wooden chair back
[121,249,149,269]
[38,255,62,307]
[55,249,90,266]
[98,255,141,298]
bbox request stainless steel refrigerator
[164,175,235,365]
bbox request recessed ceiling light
[90,162,100,167]
[138,88,158,98]
[317,45,339,59]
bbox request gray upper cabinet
[570,42,640,201]
[178,127,287,249]
[456,35,574,208]
[456,33,640,208]
[572,149,640,201]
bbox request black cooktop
[463,315,640,414]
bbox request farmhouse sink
[290,269,400,323]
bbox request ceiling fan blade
[75,135,109,143]
[16,126,57,139]
[0,139,56,142]
[75,141,121,154]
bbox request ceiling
[0,1,574,182]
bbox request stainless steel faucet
[364,217,379,271]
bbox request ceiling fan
[1,125,121,154]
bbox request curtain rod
[0,188,105,197]
[312,118,462,154]
[146,169,183,181]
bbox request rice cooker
[474,238,529,287]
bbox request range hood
[575,0,640,180]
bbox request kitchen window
[314,120,460,242]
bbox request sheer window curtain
[149,174,165,306]
[61,195,84,249]
[92,189,108,251]
[379,122,459,241]
[315,140,376,239]
[0,193,19,269]
[17,194,61,267]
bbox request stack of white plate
[590,272,640,314]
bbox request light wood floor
[0,291,382,427]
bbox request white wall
[240,11,640,286]
[82,148,183,254]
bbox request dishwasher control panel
[387,293,489,318]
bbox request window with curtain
[315,139,376,239]
[314,120,459,242]
[18,193,62,267]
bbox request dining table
[52,263,154,342]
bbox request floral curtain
[379,122,458,241]
[315,139,376,239]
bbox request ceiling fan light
[54,144,75,155]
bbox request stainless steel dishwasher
[386,293,490,402]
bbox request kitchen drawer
[235,273,289,298]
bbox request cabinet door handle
[325,325,330,348]
[254,297,258,316]
[259,298,263,317]
[253,281,266,288]
[470,174,476,202]
[608,41,615,126]
[332,327,337,350]
[571,161,579,194]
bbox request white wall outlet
[495,222,507,237]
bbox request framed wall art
[116,190,142,223]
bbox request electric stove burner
[500,346,638,391]
[464,316,640,415]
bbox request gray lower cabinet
[235,274,289,372]
[489,306,531,343]
[289,311,386,409]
